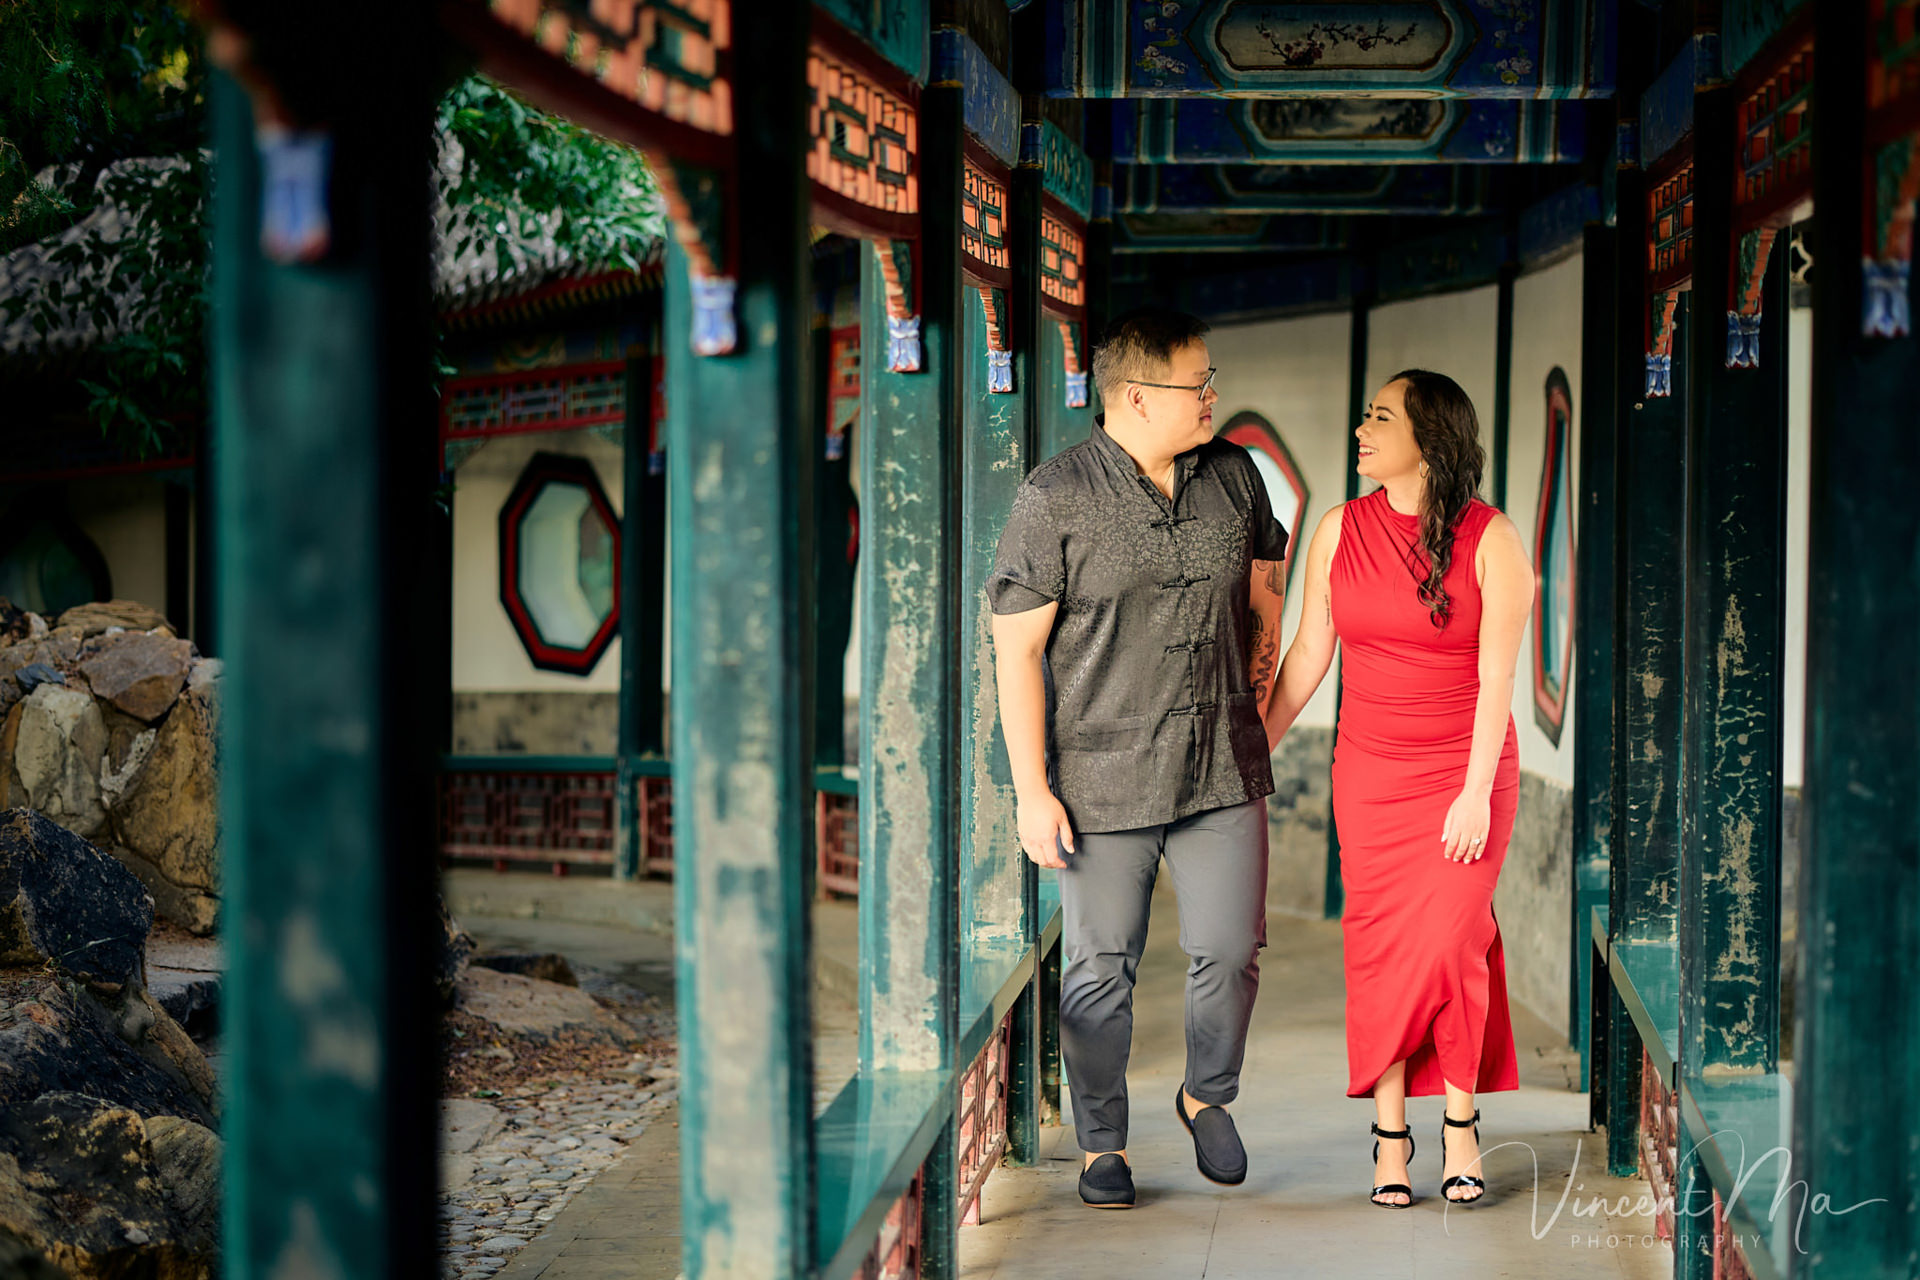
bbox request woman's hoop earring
[1418,460,1430,480]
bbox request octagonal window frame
[1532,368,1576,746]
[1219,409,1311,595]
[498,451,623,676]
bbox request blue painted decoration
[1721,0,1810,77]
[1112,99,1589,164]
[257,127,332,263]
[1639,34,1720,170]
[935,28,1020,167]
[815,0,930,83]
[1112,212,1349,254]
[888,314,923,373]
[1518,182,1602,267]
[1116,163,1492,216]
[690,274,737,356]
[1046,0,1616,99]
[1022,119,1094,219]
[1374,219,1509,300]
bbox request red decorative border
[1532,371,1575,744]
[961,142,1014,289]
[1038,193,1087,319]
[497,452,624,675]
[1646,155,1696,296]
[1219,411,1310,595]
[1731,11,1814,233]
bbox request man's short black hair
[1090,307,1211,405]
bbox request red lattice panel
[441,361,627,441]
[439,769,616,868]
[639,775,676,876]
[858,1167,923,1280]
[1638,1048,1679,1243]
[817,791,861,897]
[1647,161,1696,294]
[956,1011,1012,1227]
[961,159,1010,276]
[1733,23,1813,230]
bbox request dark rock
[0,1091,216,1279]
[0,808,152,990]
[437,895,474,1010]
[472,950,578,987]
[144,1115,220,1258]
[76,633,193,724]
[11,665,62,695]
[0,974,214,1126]
[151,974,218,1040]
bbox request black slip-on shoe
[1175,1088,1248,1186]
[1078,1153,1136,1209]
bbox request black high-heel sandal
[1439,1108,1487,1204]
[1368,1121,1416,1208]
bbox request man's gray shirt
[986,416,1291,834]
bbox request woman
[1265,369,1533,1207]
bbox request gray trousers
[1058,795,1269,1153]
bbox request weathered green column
[1617,289,1687,952]
[1796,3,1920,1272]
[664,2,817,1273]
[1597,139,1652,1175]
[210,53,438,1280]
[857,78,963,1280]
[1571,219,1617,1078]
[1679,84,1787,1083]
[616,350,667,880]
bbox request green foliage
[0,0,203,253]
[437,75,661,277]
[1,42,660,461]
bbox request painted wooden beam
[210,61,439,1279]
[663,2,818,1273]
[1112,212,1350,255]
[1116,163,1494,216]
[1114,99,1591,164]
[1795,2,1920,1272]
[1044,0,1617,99]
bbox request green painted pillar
[1571,222,1618,1080]
[1797,2,1920,1272]
[1617,300,1687,949]
[663,2,817,1273]
[857,79,963,1278]
[616,350,667,880]
[1491,262,1516,509]
[1678,84,1787,1085]
[1600,149,1651,1176]
[210,59,438,1280]
[1325,294,1369,920]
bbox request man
[986,308,1291,1209]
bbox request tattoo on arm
[1264,558,1285,596]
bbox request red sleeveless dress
[1329,488,1520,1099]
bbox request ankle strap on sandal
[1442,1108,1481,1127]
[1370,1122,1412,1138]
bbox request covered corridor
[109,1,1920,1279]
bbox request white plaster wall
[1505,253,1584,786]
[1364,283,1501,497]
[1206,308,1356,730]
[1783,304,1812,789]
[68,476,169,614]
[450,430,626,692]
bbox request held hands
[1016,792,1075,869]
[1440,788,1492,862]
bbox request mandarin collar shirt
[986,416,1291,834]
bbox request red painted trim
[439,0,733,171]
[1532,376,1575,739]
[808,188,921,245]
[496,452,623,676]
[440,360,629,444]
[1219,410,1311,595]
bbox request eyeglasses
[1129,368,1217,400]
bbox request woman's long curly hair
[1389,368,1486,630]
